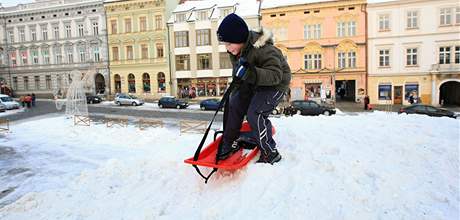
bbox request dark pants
[223,89,284,156]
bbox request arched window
[157,72,166,93]
[114,74,121,93]
[128,73,136,93]
[142,73,151,93]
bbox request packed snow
[0,112,458,220]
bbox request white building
[0,0,109,98]
[167,0,260,99]
[367,0,460,106]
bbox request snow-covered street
[0,112,458,220]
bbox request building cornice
[367,0,456,8]
[261,0,366,14]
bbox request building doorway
[95,73,105,94]
[335,80,355,101]
[439,81,460,106]
[394,86,403,104]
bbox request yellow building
[105,0,177,100]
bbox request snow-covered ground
[0,112,458,220]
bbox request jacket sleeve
[242,46,282,87]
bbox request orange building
[261,0,367,103]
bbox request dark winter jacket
[228,28,291,93]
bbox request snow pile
[0,112,458,219]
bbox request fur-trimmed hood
[249,27,274,49]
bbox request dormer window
[176,13,186,22]
[197,11,208,21]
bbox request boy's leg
[247,90,284,163]
[219,90,251,159]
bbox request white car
[0,103,6,112]
[114,94,144,106]
[0,94,20,110]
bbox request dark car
[288,100,336,116]
[86,95,102,104]
[158,96,188,109]
[399,104,457,119]
[200,98,221,111]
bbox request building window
[128,74,136,93]
[197,53,212,70]
[54,47,62,64]
[42,26,48,40]
[34,76,40,90]
[440,8,452,25]
[348,51,356,68]
[19,29,25,42]
[7,30,14,43]
[196,29,211,46]
[66,47,73,63]
[65,25,71,38]
[13,77,18,90]
[379,14,390,31]
[78,24,84,37]
[112,47,119,61]
[93,46,100,62]
[79,47,85,62]
[20,51,28,65]
[45,75,51,90]
[379,49,390,67]
[407,11,418,29]
[158,72,166,92]
[111,20,117,34]
[53,26,59,39]
[272,27,287,41]
[24,76,29,91]
[155,15,163,30]
[348,21,356,36]
[176,13,186,22]
[455,46,460,64]
[406,48,418,66]
[42,49,50,64]
[10,51,17,67]
[338,52,346,69]
[304,24,321,39]
[222,8,232,17]
[175,31,189,48]
[337,22,345,37]
[220,52,232,69]
[139,17,147,32]
[304,54,321,70]
[32,50,39,64]
[439,46,451,64]
[126,46,133,60]
[156,43,163,58]
[378,84,392,100]
[405,84,419,100]
[197,11,208,21]
[141,44,148,59]
[142,73,150,93]
[456,7,460,24]
[125,18,132,33]
[92,22,99,35]
[31,29,37,41]
[176,55,190,71]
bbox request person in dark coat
[31,93,36,107]
[364,95,370,110]
[216,13,291,164]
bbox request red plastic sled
[184,122,275,170]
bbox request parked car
[288,100,336,116]
[0,103,6,112]
[158,96,188,109]
[0,94,20,110]
[86,95,102,104]
[398,104,457,119]
[200,98,221,111]
[114,94,144,106]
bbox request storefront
[177,77,230,98]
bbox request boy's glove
[235,57,248,79]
